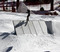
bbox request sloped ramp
[13,20,48,35]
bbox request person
[25,9,30,26]
[26,9,30,22]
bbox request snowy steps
[13,20,48,35]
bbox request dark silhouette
[40,7,44,11]
[17,0,19,10]
[50,0,54,11]
[26,9,30,22]
[6,46,13,52]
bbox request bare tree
[50,0,54,11]
[17,0,19,10]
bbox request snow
[52,21,60,36]
[27,4,50,11]
[0,0,60,52]
[0,17,60,52]
[0,11,60,21]
[0,11,27,20]
[0,33,60,52]
[0,20,14,33]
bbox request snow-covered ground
[0,0,60,52]
[0,12,60,52]
[0,33,60,52]
[0,11,60,20]
[0,20,14,33]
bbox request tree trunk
[50,0,54,11]
[17,0,19,10]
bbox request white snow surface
[0,12,60,52]
[0,33,60,52]
[0,11,60,21]
[0,20,14,33]
[0,4,60,51]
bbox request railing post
[3,0,5,11]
